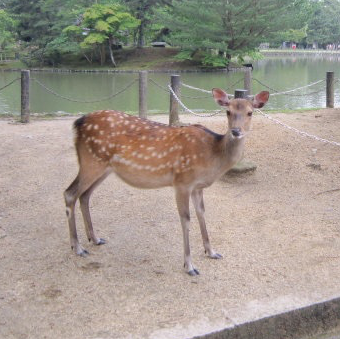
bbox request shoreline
[2,49,340,74]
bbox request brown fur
[64,89,269,275]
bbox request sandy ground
[1,109,340,339]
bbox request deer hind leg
[175,186,199,276]
[191,188,222,259]
[64,162,108,256]
[79,171,111,246]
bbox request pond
[0,55,340,116]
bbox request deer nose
[231,128,241,137]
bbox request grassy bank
[0,47,239,72]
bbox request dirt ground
[1,109,340,339]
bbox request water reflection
[0,56,339,115]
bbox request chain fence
[168,84,222,117]
[255,108,340,148]
[32,77,138,103]
[0,77,20,92]
[252,78,327,97]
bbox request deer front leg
[64,175,89,257]
[191,189,222,259]
[175,186,199,276]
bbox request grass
[0,59,26,70]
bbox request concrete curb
[193,297,340,339]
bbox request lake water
[0,56,340,115]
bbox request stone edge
[191,296,340,339]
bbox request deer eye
[226,110,231,116]
[247,111,253,116]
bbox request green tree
[158,0,312,66]
[122,0,172,48]
[7,0,101,65]
[64,3,139,66]
[0,9,17,54]
[307,0,340,47]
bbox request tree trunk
[99,44,106,66]
[108,37,117,67]
[83,53,92,64]
[137,20,145,48]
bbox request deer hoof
[187,269,200,276]
[79,249,89,257]
[210,252,223,259]
[96,238,106,245]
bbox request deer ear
[252,91,269,108]
[212,88,230,107]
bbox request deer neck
[219,132,245,169]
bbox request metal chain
[253,78,325,96]
[32,78,138,103]
[149,78,212,99]
[0,77,20,92]
[181,77,242,95]
[225,78,244,92]
[256,109,340,148]
[148,78,170,92]
[181,83,210,93]
[168,84,222,117]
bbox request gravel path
[1,109,340,339]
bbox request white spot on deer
[86,124,93,131]
[99,130,104,135]
[94,125,99,130]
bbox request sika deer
[64,88,269,276]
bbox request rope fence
[0,69,339,124]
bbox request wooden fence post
[21,70,30,123]
[234,89,248,99]
[139,71,147,118]
[169,74,181,126]
[244,68,252,96]
[326,71,334,108]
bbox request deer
[64,88,269,276]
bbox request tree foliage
[3,0,340,67]
[307,0,340,47]
[157,0,313,66]
[64,3,139,66]
[0,9,17,53]
[121,0,172,47]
